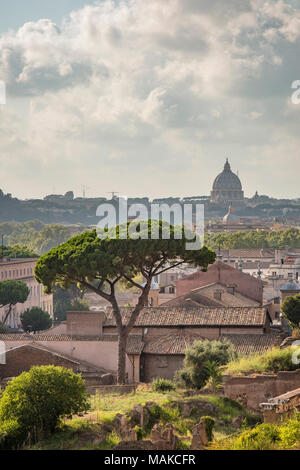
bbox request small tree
[282,295,300,328]
[34,221,216,383]
[20,307,52,332]
[0,280,29,324]
[175,339,236,390]
[0,365,89,449]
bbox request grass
[29,389,261,449]
[211,413,300,450]
[224,347,299,375]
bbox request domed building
[210,159,245,207]
[223,204,240,224]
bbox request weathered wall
[0,345,79,378]
[66,311,106,336]
[1,339,135,382]
[141,354,184,382]
[224,370,300,411]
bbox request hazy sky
[0,0,300,200]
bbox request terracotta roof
[4,343,81,365]
[0,333,144,355]
[220,333,284,355]
[104,306,268,327]
[162,282,259,308]
[143,332,205,355]
[220,249,275,258]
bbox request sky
[0,0,300,200]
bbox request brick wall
[0,345,79,379]
[224,369,300,411]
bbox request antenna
[107,191,120,199]
[81,185,90,198]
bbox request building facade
[0,258,53,328]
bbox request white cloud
[0,0,299,199]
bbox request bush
[175,339,236,389]
[225,347,299,375]
[0,365,89,449]
[152,377,176,392]
[20,307,52,332]
[213,413,300,450]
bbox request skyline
[0,0,300,200]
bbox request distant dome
[210,159,245,207]
[280,280,300,291]
[223,205,239,223]
[213,159,242,191]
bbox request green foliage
[205,227,300,250]
[0,365,89,449]
[213,414,300,450]
[0,220,83,255]
[225,347,299,375]
[282,294,300,328]
[201,416,215,441]
[0,280,30,323]
[205,360,223,392]
[1,244,38,258]
[0,280,29,308]
[20,307,52,332]
[53,285,86,322]
[152,377,176,392]
[34,222,215,295]
[175,339,236,389]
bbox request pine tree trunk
[117,333,127,384]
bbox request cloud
[0,0,299,199]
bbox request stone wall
[224,369,300,411]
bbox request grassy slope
[224,347,298,376]
[210,413,300,450]
[30,389,260,450]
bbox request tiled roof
[104,306,268,327]
[162,282,259,308]
[220,249,275,258]
[269,387,300,403]
[0,333,144,355]
[143,332,205,355]
[220,332,284,355]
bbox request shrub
[20,307,52,332]
[152,377,176,392]
[213,414,300,450]
[175,339,236,389]
[225,347,299,375]
[0,365,89,449]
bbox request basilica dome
[210,159,245,207]
[213,159,242,191]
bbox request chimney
[213,289,223,301]
[226,284,237,295]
